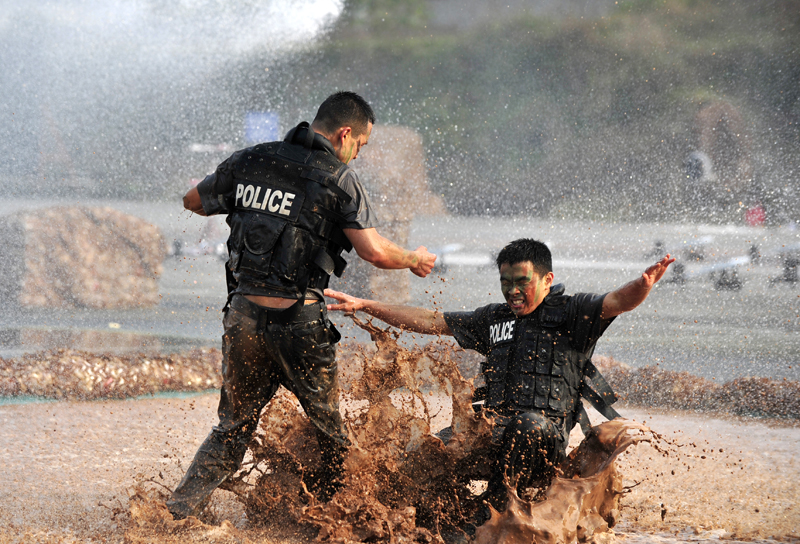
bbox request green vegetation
[211,0,800,222]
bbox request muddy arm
[344,227,435,278]
[601,255,675,319]
[324,288,452,335]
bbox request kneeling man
[325,238,673,514]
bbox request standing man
[325,238,673,518]
[168,91,436,520]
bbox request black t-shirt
[443,291,613,364]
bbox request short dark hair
[313,91,375,136]
[496,238,552,276]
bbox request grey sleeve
[568,292,616,353]
[337,169,378,229]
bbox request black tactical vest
[225,123,354,299]
[483,287,587,417]
[479,286,619,437]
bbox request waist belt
[229,294,325,326]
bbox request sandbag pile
[595,356,800,420]
[0,348,222,400]
[0,206,166,309]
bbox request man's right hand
[345,228,437,276]
[410,246,436,278]
[324,289,364,316]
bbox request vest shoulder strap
[580,360,621,424]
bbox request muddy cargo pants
[167,294,348,519]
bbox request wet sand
[1,394,797,543]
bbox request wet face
[336,121,372,164]
[499,261,554,317]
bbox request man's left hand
[641,254,676,288]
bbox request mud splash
[131,318,659,544]
[2,341,798,542]
[474,421,653,544]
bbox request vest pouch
[517,332,538,373]
[548,377,569,413]
[534,375,551,409]
[243,213,285,254]
[227,214,246,272]
[536,331,554,373]
[270,225,326,283]
[511,373,536,408]
[552,351,568,377]
[239,213,286,274]
[227,248,241,274]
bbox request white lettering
[251,186,262,208]
[279,192,295,216]
[490,321,515,344]
[268,190,283,212]
[260,188,272,210]
[242,185,255,207]
[235,184,244,206]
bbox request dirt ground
[0,393,798,544]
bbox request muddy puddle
[0,323,798,543]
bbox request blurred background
[2,0,798,222]
[0,0,797,381]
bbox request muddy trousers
[480,411,566,513]
[167,295,348,519]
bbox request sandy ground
[0,394,797,543]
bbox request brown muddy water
[0,335,798,543]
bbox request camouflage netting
[0,206,166,309]
[1,344,798,421]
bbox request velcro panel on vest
[276,142,314,164]
[301,168,353,203]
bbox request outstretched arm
[324,289,452,336]
[343,228,436,278]
[601,254,675,319]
